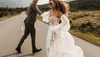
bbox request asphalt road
[0,12,100,57]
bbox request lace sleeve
[41,11,50,22]
[59,15,70,31]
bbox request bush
[0,7,27,18]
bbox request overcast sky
[0,0,74,7]
[13,0,73,5]
[20,0,73,5]
[38,0,72,5]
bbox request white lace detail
[49,16,58,26]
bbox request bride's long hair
[49,0,69,16]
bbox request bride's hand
[40,13,43,17]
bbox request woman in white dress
[41,0,84,57]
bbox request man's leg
[16,23,29,53]
[26,23,36,50]
[26,23,42,53]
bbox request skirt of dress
[46,26,84,57]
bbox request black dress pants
[17,23,36,50]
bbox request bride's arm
[59,15,70,31]
[41,11,50,22]
[58,15,75,50]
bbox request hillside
[69,0,100,11]
[38,0,100,12]
[38,4,50,12]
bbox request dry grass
[0,13,21,21]
[69,11,100,25]
[68,11,100,46]
[37,14,49,24]
[69,30,100,46]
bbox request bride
[41,0,84,57]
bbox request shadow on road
[1,53,19,57]
[1,53,35,57]
[18,53,34,57]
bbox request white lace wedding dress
[41,11,84,57]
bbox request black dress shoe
[15,47,21,53]
[33,49,42,53]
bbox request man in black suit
[16,0,42,53]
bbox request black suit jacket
[24,1,42,25]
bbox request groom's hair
[33,0,39,2]
[33,0,38,1]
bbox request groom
[16,0,42,53]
